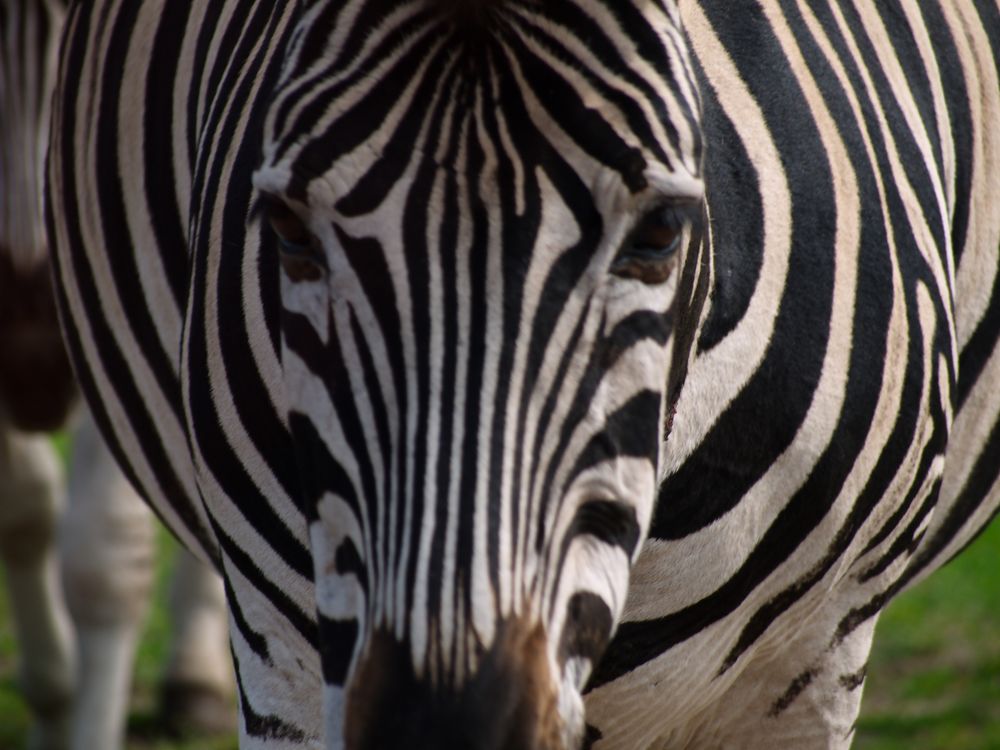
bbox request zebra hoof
[159,680,236,738]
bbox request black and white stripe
[586,2,1000,747]
[47,1,1000,748]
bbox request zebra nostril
[559,591,614,673]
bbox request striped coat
[47,0,1000,747]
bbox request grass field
[855,518,1000,749]
[1,499,998,748]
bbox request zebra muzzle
[344,618,569,750]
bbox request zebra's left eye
[261,193,325,283]
[611,203,694,285]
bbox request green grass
[855,519,1000,750]
[1,446,998,748]
[0,590,27,749]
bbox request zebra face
[254,1,703,747]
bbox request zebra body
[590,2,1000,746]
[47,1,1000,748]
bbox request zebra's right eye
[261,194,325,282]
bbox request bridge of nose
[344,619,566,750]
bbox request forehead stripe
[509,4,682,163]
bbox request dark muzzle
[345,620,567,750]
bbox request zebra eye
[611,203,693,285]
[261,193,325,282]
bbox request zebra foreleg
[0,424,74,750]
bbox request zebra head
[253,1,705,747]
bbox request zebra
[0,0,233,747]
[46,0,1000,748]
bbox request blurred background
[0,433,237,750]
[0,525,237,750]
[0,436,997,749]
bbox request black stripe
[499,27,648,192]
[95,2,187,426]
[287,17,440,198]
[903,412,1000,581]
[215,516,318,651]
[284,307,382,547]
[335,41,457,217]
[694,59,764,354]
[143,3,193,309]
[426,88,469,635]
[231,644,307,741]
[48,1,216,560]
[652,0,838,542]
[509,7,678,167]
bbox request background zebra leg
[60,413,156,750]
[160,548,236,735]
[0,424,74,750]
[61,412,235,746]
